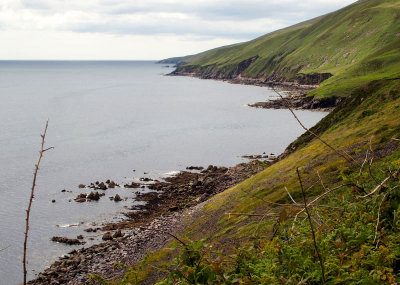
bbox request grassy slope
[138,78,400,284]
[177,0,400,98]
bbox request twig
[292,184,346,226]
[392,138,400,141]
[139,227,187,246]
[360,166,400,198]
[359,150,369,175]
[284,186,298,204]
[272,88,354,164]
[23,120,52,285]
[226,213,280,218]
[374,192,389,246]
[368,137,381,185]
[0,245,11,252]
[297,168,325,283]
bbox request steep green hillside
[174,0,400,98]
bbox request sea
[0,61,327,284]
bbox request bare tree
[23,120,53,285]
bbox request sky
[0,0,357,60]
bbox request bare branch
[226,213,280,218]
[359,150,369,175]
[284,186,298,204]
[23,120,52,285]
[272,88,354,164]
[297,168,325,283]
[139,227,187,247]
[392,138,400,141]
[0,245,11,253]
[374,192,389,246]
[360,166,400,198]
[292,184,346,226]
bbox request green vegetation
[94,0,400,283]
[175,0,400,98]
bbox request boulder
[87,192,100,201]
[97,182,107,190]
[113,230,124,238]
[102,232,112,241]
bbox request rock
[186,166,204,170]
[78,184,85,188]
[108,181,116,188]
[52,199,56,203]
[140,177,153,182]
[124,182,141,188]
[74,193,87,202]
[61,189,66,192]
[76,235,84,240]
[51,236,84,245]
[102,232,112,241]
[114,194,122,202]
[87,192,100,201]
[113,230,124,238]
[106,179,110,184]
[84,228,97,233]
[97,182,107,190]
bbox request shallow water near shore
[0,61,327,284]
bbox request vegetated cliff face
[170,0,400,95]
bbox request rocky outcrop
[249,94,343,110]
[230,56,259,77]
[51,236,84,245]
[295,73,333,85]
[170,61,339,110]
[171,55,259,80]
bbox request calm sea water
[0,61,327,284]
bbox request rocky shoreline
[29,159,271,284]
[169,70,340,111]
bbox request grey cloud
[20,0,54,10]
[10,0,357,39]
[67,21,266,40]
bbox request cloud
[0,0,357,59]
[3,0,357,37]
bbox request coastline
[28,69,333,284]
[29,160,271,284]
[169,70,340,111]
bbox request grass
[175,0,400,98]
[117,77,400,284]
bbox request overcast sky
[0,0,357,60]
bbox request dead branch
[292,184,346,226]
[139,227,187,246]
[359,150,369,175]
[272,88,354,164]
[360,166,400,198]
[284,186,298,204]
[23,120,52,285]
[226,213,280,218]
[0,245,10,253]
[374,192,390,246]
[297,168,325,283]
[392,138,400,141]
[367,137,381,185]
